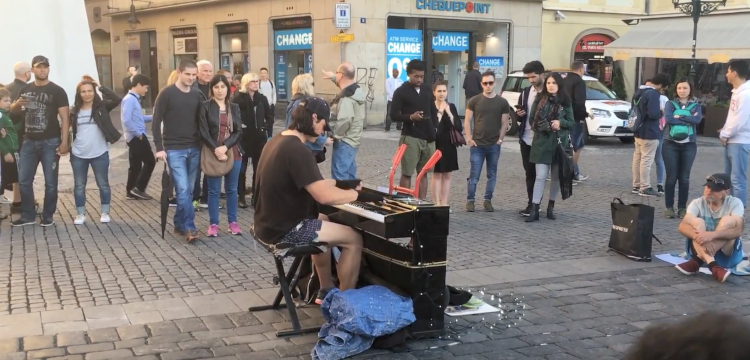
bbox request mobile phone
[422,115,431,121]
[21,95,35,101]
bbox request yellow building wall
[651,0,749,14]
[544,0,646,13]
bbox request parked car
[500,70,634,143]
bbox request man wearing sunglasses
[463,70,510,212]
[676,173,744,283]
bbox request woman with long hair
[663,77,702,219]
[286,73,331,161]
[198,74,243,236]
[70,77,123,224]
[526,72,575,223]
[233,72,273,208]
[430,81,461,208]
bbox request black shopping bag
[609,198,662,261]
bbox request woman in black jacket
[199,74,243,237]
[232,72,273,208]
[70,77,123,225]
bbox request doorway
[433,51,466,113]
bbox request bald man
[6,62,31,101]
[323,63,366,180]
[463,61,482,104]
[2,62,30,210]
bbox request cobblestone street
[1,127,748,360]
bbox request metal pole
[689,0,700,84]
[340,42,344,64]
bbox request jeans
[331,140,358,180]
[18,138,60,221]
[655,136,665,186]
[385,100,392,131]
[166,147,201,232]
[533,163,560,204]
[662,141,697,209]
[207,160,241,225]
[724,143,750,209]
[632,138,659,190]
[126,135,155,194]
[467,143,501,201]
[71,152,111,215]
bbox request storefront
[171,27,197,69]
[217,22,249,76]
[272,17,313,102]
[573,33,615,83]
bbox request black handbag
[555,133,575,200]
[609,198,662,261]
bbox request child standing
[0,88,19,220]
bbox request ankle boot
[547,200,556,220]
[519,202,532,217]
[525,203,540,222]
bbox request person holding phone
[389,60,436,200]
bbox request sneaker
[483,200,494,212]
[631,187,639,194]
[207,224,219,237]
[665,208,676,219]
[129,189,153,200]
[228,222,242,235]
[315,288,332,305]
[546,175,551,181]
[639,188,660,197]
[40,218,55,227]
[466,201,475,212]
[126,194,138,200]
[186,229,200,243]
[0,196,12,204]
[168,198,177,207]
[238,199,248,209]
[712,266,730,283]
[657,184,664,195]
[462,296,484,309]
[0,212,7,220]
[199,201,209,209]
[573,174,589,182]
[519,204,532,217]
[676,258,702,275]
[678,208,687,219]
[74,214,86,225]
[11,218,35,227]
[100,213,111,223]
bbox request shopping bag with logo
[609,197,662,261]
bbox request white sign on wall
[334,3,351,29]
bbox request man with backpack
[630,74,670,197]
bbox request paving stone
[114,339,146,349]
[274,344,312,357]
[191,329,237,340]
[132,343,181,356]
[226,313,261,327]
[56,332,87,347]
[23,336,54,351]
[68,344,115,354]
[27,348,66,359]
[116,326,148,340]
[173,319,207,333]
[146,334,193,345]
[0,352,25,360]
[223,335,267,345]
[89,328,120,343]
[234,325,275,336]
[177,339,225,350]
[211,345,252,356]
[236,351,281,360]
[515,344,566,356]
[0,339,18,354]
[146,322,180,337]
[84,349,133,360]
[160,349,213,360]
[48,356,83,360]
[201,315,234,330]
[248,340,289,352]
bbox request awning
[604,12,750,63]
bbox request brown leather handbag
[201,108,234,177]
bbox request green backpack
[669,101,697,141]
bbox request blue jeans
[331,140,358,180]
[724,143,750,209]
[71,152,111,215]
[18,138,60,221]
[467,143,501,201]
[662,141,697,209]
[167,147,201,232]
[655,136,664,185]
[207,160,241,225]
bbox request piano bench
[248,224,326,338]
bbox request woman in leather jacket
[232,72,273,208]
[198,74,243,237]
[69,77,123,225]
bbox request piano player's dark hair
[289,105,319,137]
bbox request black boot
[547,200,556,220]
[525,204,540,223]
[519,202,532,217]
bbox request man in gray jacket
[323,63,366,180]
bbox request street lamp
[127,0,140,30]
[672,0,726,83]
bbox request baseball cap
[32,56,49,67]
[705,173,731,192]
[299,96,332,131]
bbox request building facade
[85,0,114,89]
[106,0,543,124]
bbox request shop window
[217,23,249,76]
[172,27,198,70]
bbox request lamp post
[672,0,726,83]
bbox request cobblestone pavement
[0,125,745,359]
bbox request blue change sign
[275,53,288,100]
[477,56,505,78]
[274,28,312,51]
[432,32,469,52]
[304,51,312,74]
[386,29,423,83]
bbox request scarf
[532,95,562,132]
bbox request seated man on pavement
[252,96,384,304]
[676,173,744,283]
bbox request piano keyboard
[332,203,387,222]
[332,199,415,223]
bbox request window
[502,77,520,92]
[585,80,617,100]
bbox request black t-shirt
[18,82,69,141]
[254,135,324,243]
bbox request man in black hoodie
[463,62,482,105]
[566,61,590,182]
[632,73,670,197]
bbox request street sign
[334,3,351,29]
[330,33,354,43]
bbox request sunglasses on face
[707,176,725,185]
[482,81,495,86]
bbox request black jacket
[198,99,243,156]
[463,69,482,99]
[71,86,123,144]
[232,91,273,137]
[565,73,588,122]
[516,86,533,143]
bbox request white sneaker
[100,213,111,223]
[0,196,12,204]
[74,215,86,225]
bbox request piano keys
[321,187,450,338]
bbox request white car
[500,70,634,143]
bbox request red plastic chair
[393,150,442,199]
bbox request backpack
[627,90,654,132]
[668,101,698,141]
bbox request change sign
[477,56,504,78]
[386,29,423,83]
